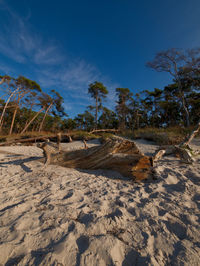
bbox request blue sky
[0,0,200,117]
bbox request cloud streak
[0,3,119,117]
[0,4,63,66]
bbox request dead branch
[182,120,200,146]
[89,129,119,134]
[0,133,72,146]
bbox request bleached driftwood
[0,133,72,146]
[181,120,200,147]
[83,139,88,149]
[153,122,200,164]
[153,145,197,164]
[40,137,153,181]
[89,129,119,134]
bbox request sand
[0,139,199,265]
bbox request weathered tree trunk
[153,145,195,164]
[89,129,119,134]
[21,106,45,134]
[40,137,153,181]
[0,87,19,132]
[95,95,98,129]
[83,139,88,149]
[9,106,18,135]
[153,121,200,164]
[57,132,61,151]
[38,103,53,132]
[177,77,190,127]
[182,120,200,146]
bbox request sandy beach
[0,139,199,265]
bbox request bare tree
[147,48,192,126]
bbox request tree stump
[40,137,153,181]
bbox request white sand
[0,139,199,265]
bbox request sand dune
[0,139,199,265]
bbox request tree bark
[95,95,98,129]
[21,107,45,134]
[38,103,53,132]
[182,120,200,146]
[9,91,25,135]
[0,87,19,132]
[89,129,119,134]
[9,106,18,135]
[40,137,153,181]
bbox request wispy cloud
[0,4,63,66]
[0,3,119,116]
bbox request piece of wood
[0,133,73,146]
[182,120,200,146]
[40,137,153,181]
[89,129,119,134]
[83,139,88,149]
[57,132,62,152]
[68,135,73,142]
[153,144,195,164]
[0,135,56,146]
[174,146,194,164]
[153,150,166,163]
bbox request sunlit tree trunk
[21,106,45,134]
[182,119,200,146]
[0,87,19,132]
[95,95,98,129]
[9,106,18,135]
[9,91,26,135]
[38,103,53,132]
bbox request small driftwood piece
[153,146,195,164]
[38,139,61,165]
[181,120,200,147]
[83,139,88,149]
[40,137,153,181]
[57,132,62,152]
[89,129,119,134]
[153,122,200,164]
[68,135,73,142]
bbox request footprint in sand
[62,190,74,200]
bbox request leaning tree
[9,76,41,135]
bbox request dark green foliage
[88,81,108,128]
[98,107,118,129]
[116,88,133,130]
[74,111,95,131]
[62,118,77,130]
[0,47,199,135]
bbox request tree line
[0,76,66,135]
[0,48,199,135]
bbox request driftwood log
[0,133,72,146]
[153,123,200,164]
[40,137,153,181]
[153,145,196,164]
[89,129,119,134]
